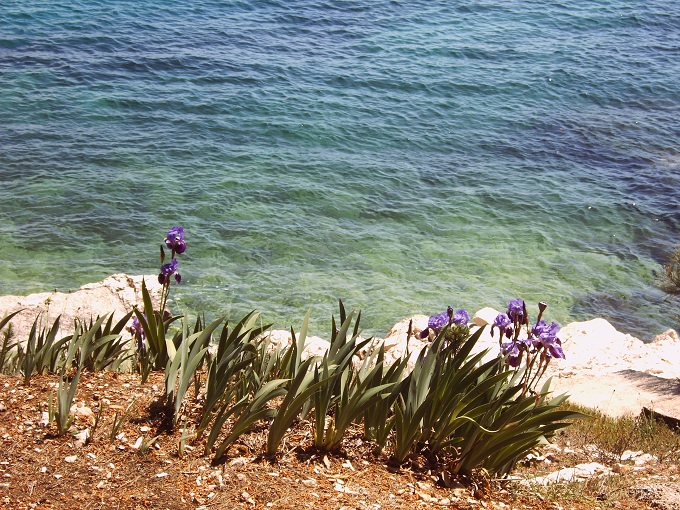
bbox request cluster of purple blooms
[158,226,186,285]
[419,305,471,339]
[492,299,565,368]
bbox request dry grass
[561,402,680,463]
[508,402,680,509]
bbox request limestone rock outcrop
[0,274,163,341]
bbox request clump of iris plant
[127,226,188,381]
[419,305,471,356]
[133,227,186,344]
[158,226,186,313]
[491,299,565,395]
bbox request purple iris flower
[452,309,470,325]
[532,320,559,341]
[494,313,511,329]
[544,339,565,359]
[129,317,145,340]
[507,299,526,324]
[129,317,146,353]
[165,226,187,255]
[501,337,532,367]
[158,258,181,285]
[501,340,522,367]
[419,306,453,339]
[491,312,511,338]
[532,320,565,359]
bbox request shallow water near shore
[1,1,679,338]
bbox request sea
[1,0,679,340]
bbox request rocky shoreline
[2,274,679,420]
[0,274,165,340]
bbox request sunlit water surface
[1,1,679,339]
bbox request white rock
[303,336,331,358]
[263,329,292,347]
[334,483,359,495]
[472,307,500,327]
[73,429,90,448]
[633,453,657,466]
[653,329,680,344]
[545,318,680,380]
[0,274,163,342]
[621,450,644,461]
[383,316,429,346]
[523,462,613,485]
[259,330,334,361]
[70,404,94,421]
[417,491,435,502]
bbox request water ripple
[1,0,679,338]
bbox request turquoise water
[1,1,679,339]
